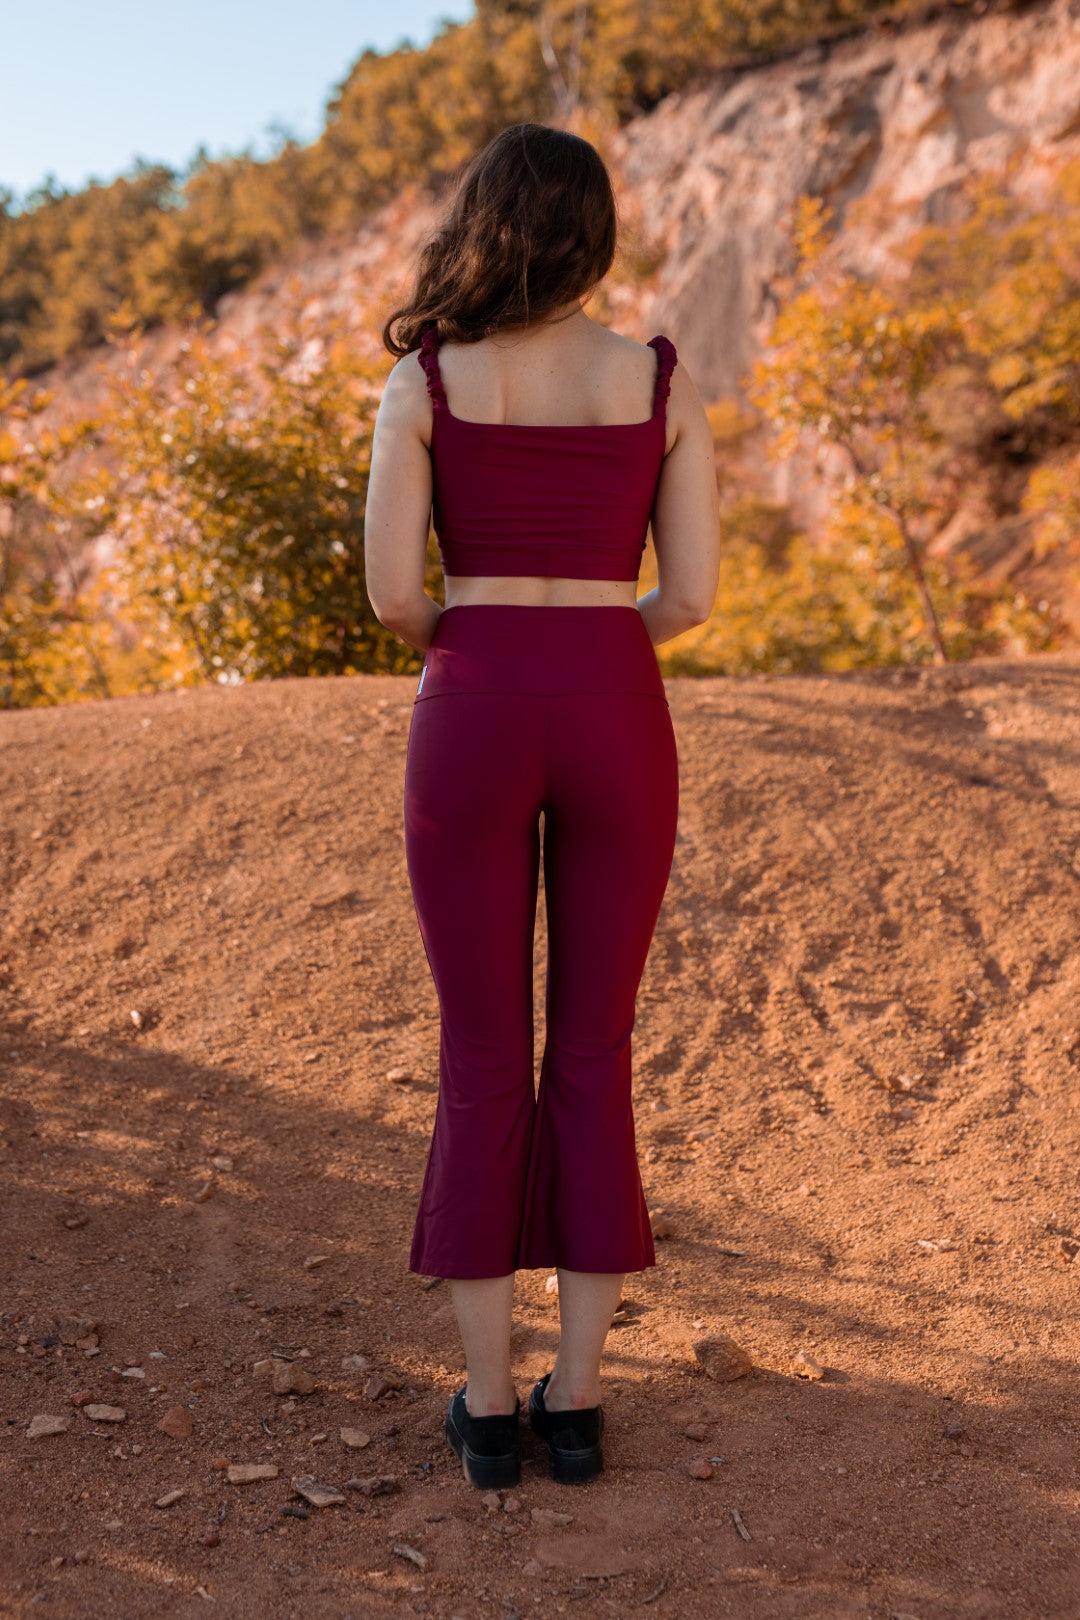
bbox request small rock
[688,1457,714,1479]
[340,1427,371,1450]
[252,1358,275,1378]
[341,1354,370,1374]
[650,1211,676,1239]
[192,1179,214,1204]
[531,1507,573,1528]
[210,1155,233,1172]
[272,1360,315,1397]
[481,1491,502,1512]
[392,1542,427,1570]
[502,1493,522,1513]
[544,1274,559,1294]
[364,1371,403,1401]
[793,1351,826,1381]
[346,1474,399,1496]
[200,1531,220,1548]
[57,1314,98,1347]
[27,1414,71,1438]
[121,1367,145,1379]
[83,1405,126,1423]
[385,1067,413,1084]
[70,1392,95,1408]
[73,1551,90,1565]
[303,1255,330,1271]
[292,1474,345,1509]
[155,1490,185,1509]
[692,1334,754,1382]
[282,1503,309,1520]
[684,1422,708,1441]
[157,1406,194,1440]
[63,1213,90,1230]
[227,1463,279,1485]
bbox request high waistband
[413,603,668,702]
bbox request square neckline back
[418,323,677,433]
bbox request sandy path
[1,653,1078,1618]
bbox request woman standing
[365,122,721,1487]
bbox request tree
[748,193,967,663]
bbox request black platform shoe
[528,1371,604,1484]
[445,1384,521,1489]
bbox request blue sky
[3,0,474,206]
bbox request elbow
[368,592,409,632]
[674,593,715,629]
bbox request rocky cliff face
[618,0,1080,402]
[27,0,1080,630]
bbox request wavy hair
[382,122,618,356]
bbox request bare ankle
[465,1381,518,1417]
[544,1373,600,1410]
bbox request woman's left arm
[364,350,443,654]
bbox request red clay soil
[1,652,1079,1620]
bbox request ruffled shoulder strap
[418,322,447,409]
[647,334,678,417]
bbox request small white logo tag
[416,663,427,695]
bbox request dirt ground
[2,651,1079,1620]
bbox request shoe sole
[445,1401,521,1489]
[529,1396,604,1484]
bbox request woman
[365,122,721,1488]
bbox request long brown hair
[382,122,618,357]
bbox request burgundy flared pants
[403,604,679,1279]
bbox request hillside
[2,654,1079,1616]
[18,0,1080,647]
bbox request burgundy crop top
[417,321,677,581]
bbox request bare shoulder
[376,346,432,433]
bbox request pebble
[82,1405,126,1423]
[364,1372,403,1400]
[650,1211,676,1239]
[272,1360,316,1397]
[192,1179,214,1204]
[58,1315,98,1347]
[340,1427,371,1449]
[303,1255,330,1271]
[692,1334,754,1382]
[385,1067,413,1084]
[155,1491,185,1509]
[684,1422,708,1441]
[530,1508,573,1528]
[347,1474,399,1496]
[793,1351,826,1380]
[200,1531,220,1548]
[121,1367,145,1379]
[341,1353,370,1374]
[210,1155,233,1172]
[157,1406,194,1440]
[27,1414,71,1438]
[227,1463,279,1485]
[392,1543,427,1570]
[291,1475,345,1509]
[688,1458,714,1479]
